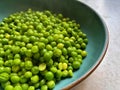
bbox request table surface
[71,0,120,90]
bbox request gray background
[71,0,120,90]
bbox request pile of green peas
[0,9,88,90]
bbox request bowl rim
[62,1,109,90]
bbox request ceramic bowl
[0,0,109,90]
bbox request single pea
[41,85,48,90]
[46,59,53,67]
[45,71,54,81]
[2,38,9,44]
[12,46,20,54]
[20,42,26,47]
[31,66,39,74]
[31,75,39,84]
[47,80,55,89]
[62,63,68,70]
[39,63,46,71]
[39,79,46,86]
[81,50,87,57]
[28,86,35,90]
[0,50,5,57]
[0,67,4,74]
[20,75,27,83]
[68,70,73,77]
[14,54,21,59]
[4,67,11,73]
[51,42,56,47]
[26,43,33,49]
[34,82,40,88]
[38,42,45,50]
[22,35,29,43]
[56,70,62,81]
[24,71,32,78]
[24,61,33,70]
[20,62,25,68]
[25,49,32,57]
[57,43,64,49]
[13,59,21,65]
[71,51,78,57]
[53,48,62,57]
[12,65,20,73]
[83,38,88,44]
[27,29,34,36]
[29,36,37,42]
[10,75,20,83]
[81,43,86,49]
[43,51,52,61]
[58,63,63,70]
[47,36,54,42]
[21,83,29,90]
[46,44,53,51]
[4,60,13,67]
[5,85,14,90]
[64,41,71,47]
[62,70,68,77]
[77,38,83,44]
[0,60,4,66]
[59,55,65,62]
[14,85,22,90]
[67,66,73,70]
[72,61,81,69]
[0,73,9,83]
[31,45,39,53]
[50,66,57,73]
[62,48,67,55]
[20,47,27,55]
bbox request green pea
[47,80,55,89]
[0,73,9,83]
[81,50,87,57]
[38,42,45,50]
[14,54,21,59]
[43,51,52,61]
[24,61,33,70]
[28,86,35,90]
[39,79,46,86]
[39,63,46,71]
[12,65,20,73]
[13,59,21,65]
[53,48,62,57]
[62,70,68,77]
[10,75,20,83]
[41,85,48,90]
[31,75,39,84]
[31,66,39,74]
[14,85,22,90]
[4,67,11,73]
[21,83,29,90]
[24,71,32,78]
[31,45,39,53]
[50,66,57,73]
[72,61,81,69]
[81,43,86,49]
[5,85,14,90]
[0,60,4,66]
[45,71,54,81]
[20,76,27,83]
[57,43,64,49]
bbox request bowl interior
[0,0,108,90]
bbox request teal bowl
[0,0,109,90]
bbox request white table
[71,0,120,90]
